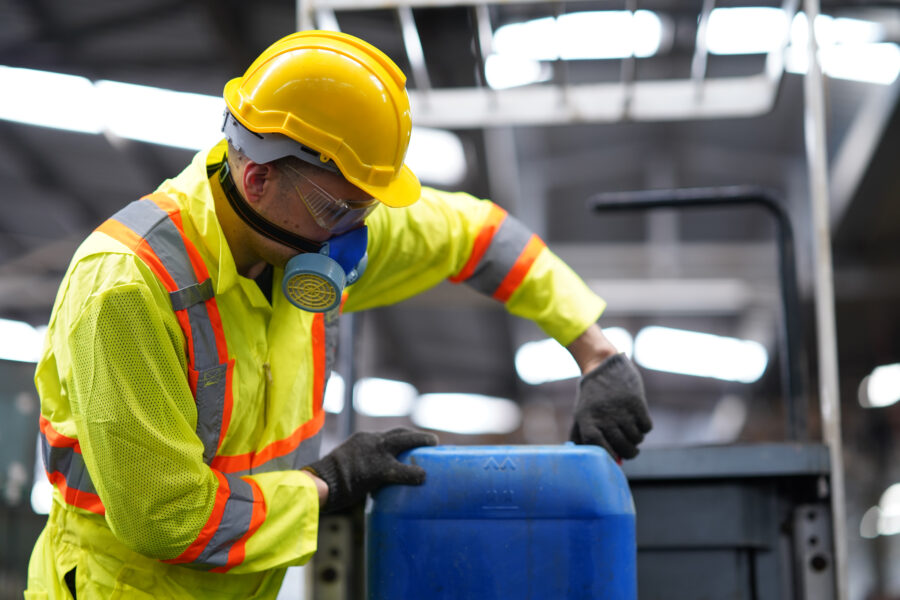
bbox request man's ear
[241,161,273,205]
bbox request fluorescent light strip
[859,363,900,408]
[493,11,663,63]
[487,10,664,89]
[515,327,633,385]
[0,65,467,184]
[412,393,521,435]
[880,483,900,536]
[485,54,551,90]
[353,377,417,417]
[96,80,225,150]
[634,326,768,383]
[705,9,899,85]
[864,483,900,537]
[0,66,102,133]
[706,7,790,55]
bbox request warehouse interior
[0,0,898,598]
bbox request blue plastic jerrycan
[366,444,636,599]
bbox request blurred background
[0,0,897,598]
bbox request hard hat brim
[357,163,421,208]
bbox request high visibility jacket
[26,140,605,599]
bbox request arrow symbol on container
[483,457,517,471]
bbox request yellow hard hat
[223,30,420,208]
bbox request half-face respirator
[217,160,371,312]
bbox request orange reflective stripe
[493,234,546,303]
[210,410,326,473]
[39,416,106,515]
[40,414,79,450]
[312,313,326,410]
[165,470,232,565]
[209,478,266,574]
[95,219,179,292]
[449,204,508,283]
[165,471,267,570]
[46,471,105,515]
[210,314,327,474]
[145,193,186,230]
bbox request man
[26,30,651,598]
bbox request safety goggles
[285,164,378,235]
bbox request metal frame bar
[587,186,808,442]
[398,6,432,92]
[802,0,848,597]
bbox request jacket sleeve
[343,187,605,345]
[61,256,318,574]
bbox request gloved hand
[569,353,652,460]
[305,428,438,513]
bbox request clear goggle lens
[286,165,377,234]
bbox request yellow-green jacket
[26,141,604,599]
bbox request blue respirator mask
[217,160,373,312]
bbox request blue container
[366,444,636,599]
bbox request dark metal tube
[587,185,808,441]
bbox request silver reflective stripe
[195,364,228,464]
[112,201,197,289]
[218,432,325,478]
[109,198,228,464]
[194,475,256,567]
[463,213,534,296]
[185,302,220,370]
[40,434,100,496]
[292,431,324,469]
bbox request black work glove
[305,428,438,513]
[569,353,653,460]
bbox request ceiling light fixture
[515,327,633,385]
[412,393,521,434]
[0,66,102,133]
[706,7,790,55]
[484,54,552,90]
[633,326,768,383]
[353,377,418,417]
[860,483,900,538]
[486,10,663,89]
[858,363,900,408]
[493,11,663,62]
[705,9,899,85]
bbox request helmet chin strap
[217,160,324,254]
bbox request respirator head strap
[217,160,323,255]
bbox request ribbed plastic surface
[366,444,636,599]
